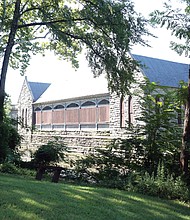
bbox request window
[81,101,95,107]
[54,104,64,110]
[53,105,64,124]
[98,99,109,106]
[177,106,183,125]
[42,106,52,111]
[34,107,41,125]
[67,103,79,108]
[65,103,79,124]
[21,109,24,127]
[34,107,41,111]
[25,108,27,127]
[42,106,52,124]
[128,95,133,127]
[120,95,125,128]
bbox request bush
[33,141,66,166]
[0,121,22,163]
[74,139,144,188]
[0,163,20,174]
[0,162,35,177]
[134,164,190,202]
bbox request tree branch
[59,30,104,60]
[17,18,87,29]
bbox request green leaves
[136,81,183,174]
[33,140,66,166]
[150,0,190,57]
[0,0,151,94]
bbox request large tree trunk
[0,0,21,123]
[181,66,190,177]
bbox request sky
[5,0,190,104]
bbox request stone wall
[17,77,34,131]
[109,69,145,137]
[19,130,117,161]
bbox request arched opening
[128,95,133,127]
[25,108,27,127]
[42,106,52,111]
[81,101,95,107]
[21,109,24,127]
[65,103,79,125]
[120,95,125,128]
[54,104,64,110]
[67,103,79,108]
[34,107,41,111]
[98,99,109,106]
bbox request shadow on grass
[0,174,189,220]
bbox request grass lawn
[0,173,189,220]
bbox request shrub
[0,162,36,177]
[74,139,144,188]
[33,141,66,166]
[0,121,22,163]
[134,164,190,202]
[0,163,20,174]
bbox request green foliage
[0,120,22,163]
[74,81,185,191]
[0,0,152,94]
[136,81,183,174]
[0,162,19,174]
[33,141,66,166]
[134,164,189,202]
[0,93,22,163]
[0,162,35,177]
[74,139,144,189]
[150,0,190,57]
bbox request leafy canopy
[0,0,151,94]
[150,0,190,57]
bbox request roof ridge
[132,54,189,65]
[28,81,51,85]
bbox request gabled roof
[132,54,189,87]
[34,74,109,104]
[27,81,51,102]
[27,55,188,103]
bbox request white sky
[5,0,190,104]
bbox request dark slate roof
[28,81,51,101]
[132,54,189,87]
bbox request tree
[150,0,190,178]
[74,82,184,188]
[0,0,151,123]
[0,94,22,163]
[137,81,183,175]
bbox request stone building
[17,54,188,160]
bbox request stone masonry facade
[17,70,145,161]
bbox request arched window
[177,105,183,125]
[67,103,79,108]
[120,95,125,128]
[98,99,109,106]
[42,106,52,111]
[128,95,133,127]
[81,101,95,107]
[34,107,41,125]
[21,109,24,127]
[54,104,64,110]
[25,108,27,127]
[155,95,161,114]
[53,104,65,124]
[34,107,41,111]
[65,103,79,124]
[80,101,96,123]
